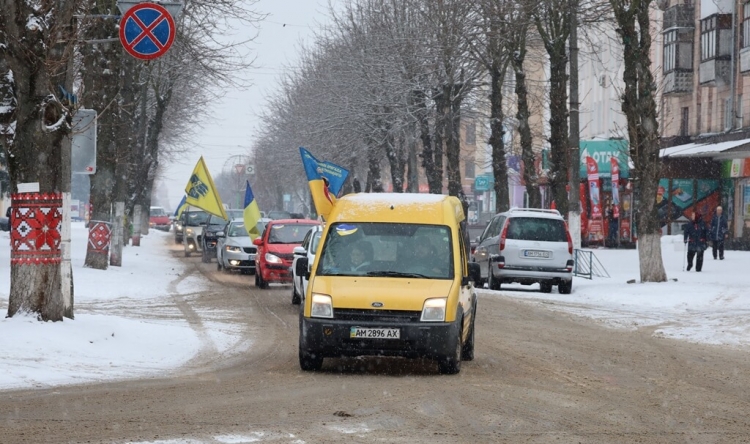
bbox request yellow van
[296,193,480,374]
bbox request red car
[149,206,171,231]
[253,218,320,289]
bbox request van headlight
[265,253,283,263]
[421,298,446,322]
[186,228,193,235]
[311,293,333,318]
[226,245,242,252]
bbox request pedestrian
[709,205,728,260]
[5,206,10,218]
[605,202,618,245]
[683,212,708,272]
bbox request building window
[465,123,476,145]
[681,107,689,136]
[701,15,717,61]
[465,161,476,179]
[664,30,677,72]
[696,103,702,133]
[744,3,750,48]
[725,98,732,130]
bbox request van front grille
[333,309,422,323]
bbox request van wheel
[488,267,501,291]
[201,248,210,263]
[438,325,462,375]
[299,350,323,371]
[217,258,223,271]
[462,307,476,361]
[558,280,572,294]
[540,282,553,293]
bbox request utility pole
[568,0,582,249]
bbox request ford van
[296,193,480,374]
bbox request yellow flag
[184,157,228,220]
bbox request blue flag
[174,195,188,217]
[243,181,262,240]
[299,147,349,220]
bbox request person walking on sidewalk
[710,205,728,260]
[684,212,709,272]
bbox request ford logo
[371,302,383,308]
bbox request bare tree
[610,0,666,282]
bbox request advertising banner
[586,156,604,241]
[611,157,620,219]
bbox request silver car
[473,208,574,294]
[216,219,266,274]
[291,225,323,305]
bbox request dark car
[0,216,9,232]
[201,209,243,263]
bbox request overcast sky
[159,0,335,210]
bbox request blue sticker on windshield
[336,224,358,236]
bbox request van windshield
[316,223,453,279]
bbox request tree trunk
[489,65,511,213]
[445,84,463,198]
[431,88,447,194]
[81,2,122,269]
[547,48,570,215]
[512,42,541,208]
[3,0,77,320]
[613,0,666,282]
[415,89,439,194]
[366,144,384,192]
[406,130,419,193]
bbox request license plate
[349,327,400,339]
[523,250,550,258]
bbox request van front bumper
[299,315,459,359]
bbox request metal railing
[573,249,610,280]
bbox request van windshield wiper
[366,271,428,278]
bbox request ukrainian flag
[243,181,262,240]
[174,195,188,218]
[184,156,228,220]
[299,147,349,221]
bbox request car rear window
[506,217,567,242]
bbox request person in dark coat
[709,205,728,260]
[683,212,708,272]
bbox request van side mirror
[253,238,263,246]
[293,246,306,256]
[296,257,309,279]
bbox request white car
[216,218,267,273]
[473,208,574,294]
[290,225,323,305]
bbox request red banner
[611,157,620,219]
[10,193,63,265]
[586,157,604,241]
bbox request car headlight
[265,253,283,264]
[421,298,446,322]
[311,293,333,318]
[226,245,242,252]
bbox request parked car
[149,206,171,231]
[253,218,320,289]
[174,214,184,244]
[182,209,210,257]
[216,218,266,274]
[0,216,9,232]
[473,208,574,294]
[201,210,243,263]
[291,225,323,305]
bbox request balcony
[662,4,695,31]
[699,58,731,86]
[663,70,693,95]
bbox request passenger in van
[412,236,444,275]
[348,241,373,272]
